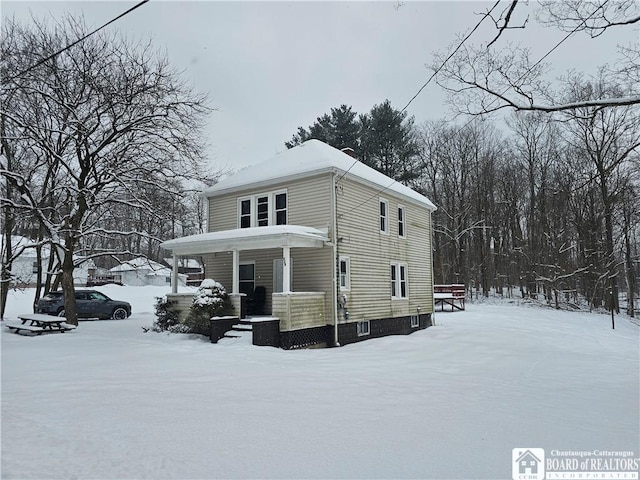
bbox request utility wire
[399,0,501,114]
[341,0,607,219]
[338,1,502,214]
[7,0,150,82]
[445,0,611,140]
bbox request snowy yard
[1,285,638,479]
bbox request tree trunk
[60,239,78,325]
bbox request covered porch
[160,225,334,347]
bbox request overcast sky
[3,1,635,173]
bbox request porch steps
[221,319,252,341]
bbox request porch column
[171,254,178,294]
[232,249,239,294]
[282,246,291,293]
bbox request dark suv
[36,290,132,320]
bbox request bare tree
[1,16,219,323]
[558,74,640,312]
[432,0,640,114]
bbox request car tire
[112,307,128,320]
[57,309,65,317]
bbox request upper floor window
[398,205,406,237]
[275,193,287,225]
[238,190,287,228]
[380,198,389,234]
[240,199,251,228]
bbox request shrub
[151,295,185,333]
[184,279,233,336]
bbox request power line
[339,1,502,215]
[341,0,608,219]
[399,0,501,114]
[7,0,150,82]
[446,0,611,136]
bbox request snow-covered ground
[1,285,638,479]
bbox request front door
[239,262,255,297]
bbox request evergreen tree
[359,100,419,183]
[285,105,360,154]
[286,101,418,184]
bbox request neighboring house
[3,235,94,287]
[162,257,204,286]
[161,139,437,348]
[109,257,187,287]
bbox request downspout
[332,172,340,347]
[430,209,436,326]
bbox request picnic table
[433,284,466,311]
[5,313,77,335]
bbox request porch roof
[160,225,329,256]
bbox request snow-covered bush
[184,279,233,336]
[152,295,188,333]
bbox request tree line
[286,79,639,316]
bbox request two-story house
[161,139,436,348]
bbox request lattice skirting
[280,326,332,350]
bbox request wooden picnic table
[5,313,77,335]
[434,284,466,311]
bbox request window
[256,195,269,226]
[275,193,287,225]
[339,257,350,290]
[88,292,108,301]
[380,198,389,233]
[238,190,287,228]
[398,205,406,237]
[357,320,370,336]
[240,199,251,228]
[32,261,38,274]
[391,263,408,299]
[239,262,255,296]
[410,314,419,328]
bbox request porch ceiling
[160,225,329,256]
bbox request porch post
[232,249,239,294]
[171,255,178,294]
[282,246,291,293]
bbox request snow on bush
[184,279,233,336]
[151,295,181,333]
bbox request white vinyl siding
[335,177,432,320]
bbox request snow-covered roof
[109,257,167,273]
[162,258,202,269]
[2,234,94,266]
[3,235,51,258]
[161,225,329,256]
[202,139,436,210]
